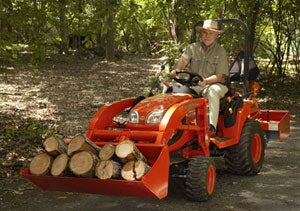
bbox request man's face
[200,29,220,46]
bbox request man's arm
[198,73,225,87]
[171,58,188,77]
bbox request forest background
[0,0,299,76]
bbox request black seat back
[229,51,259,82]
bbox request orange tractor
[21,19,290,201]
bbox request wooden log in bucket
[115,140,148,163]
[29,153,53,176]
[67,134,101,156]
[69,151,99,178]
[121,160,151,181]
[50,153,71,176]
[95,160,121,180]
[43,135,67,157]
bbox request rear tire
[184,156,216,201]
[224,120,267,175]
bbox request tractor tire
[184,156,216,201]
[224,119,267,176]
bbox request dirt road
[0,119,298,211]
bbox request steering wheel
[173,71,203,86]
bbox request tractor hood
[126,93,193,130]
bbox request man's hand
[170,69,178,78]
[171,59,188,78]
[198,79,207,87]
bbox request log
[69,151,99,177]
[99,144,116,161]
[29,153,52,176]
[115,140,148,163]
[95,160,121,180]
[43,135,67,156]
[67,134,101,156]
[50,153,71,176]
[121,160,151,181]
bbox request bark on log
[43,135,67,157]
[50,153,71,176]
[67,134,101,156]
[69,151,99,177]
[115,140,148,163]
[29,153,52,176]
[95,160,121,180]
[99,144,116,161]
[121,160,151,181]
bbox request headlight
[146,109,166,124]
[129,110,139,124]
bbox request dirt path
[0,55,299,210]
[1,125,299,211]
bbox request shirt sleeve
[216,47,229,76]
[180,44,193,64]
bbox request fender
[213,99,260,148]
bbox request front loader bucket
[21,144,170,199]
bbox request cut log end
[95,160,121,180]
[115,140,148,163]
[121,161,135,181]
[115,140,136,160]
[121,160,150,181]
[43,136,67,156]
[99,144,116,161]
[51,154,69,176]
[69,151,99,177]
[29,153,52,176]
[134,160,151,180]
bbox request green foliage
[0,0,298,77]
[0,116,55,177]
[2,121,54,151]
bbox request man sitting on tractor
[171,19,229,136]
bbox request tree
[105,0,117,62]
[58,0,69,54]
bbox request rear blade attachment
[21,144,170,199]
[259,110,290,142]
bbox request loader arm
[87,98,135,141]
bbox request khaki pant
[191,83,228,128]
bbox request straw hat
[195,19,223,33]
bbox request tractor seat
[219,51,260,113]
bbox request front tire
[225,120,267,175]
[184,156,216,201]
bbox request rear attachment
[21,144,170,199]
[259,110,290,142]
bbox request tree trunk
[121,160,151,181]
[245,0,261,52]
[168,0,185,43]
[105,14,115,62]
[95,160,121,179]
[29,153,53,176]
[50,153,71,176]
[59,0,68,54]
[69,151,99,178]
[67,134,101,156]
[43,135,67,157]
[115,140,148,164]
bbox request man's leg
[203,83,228,128]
